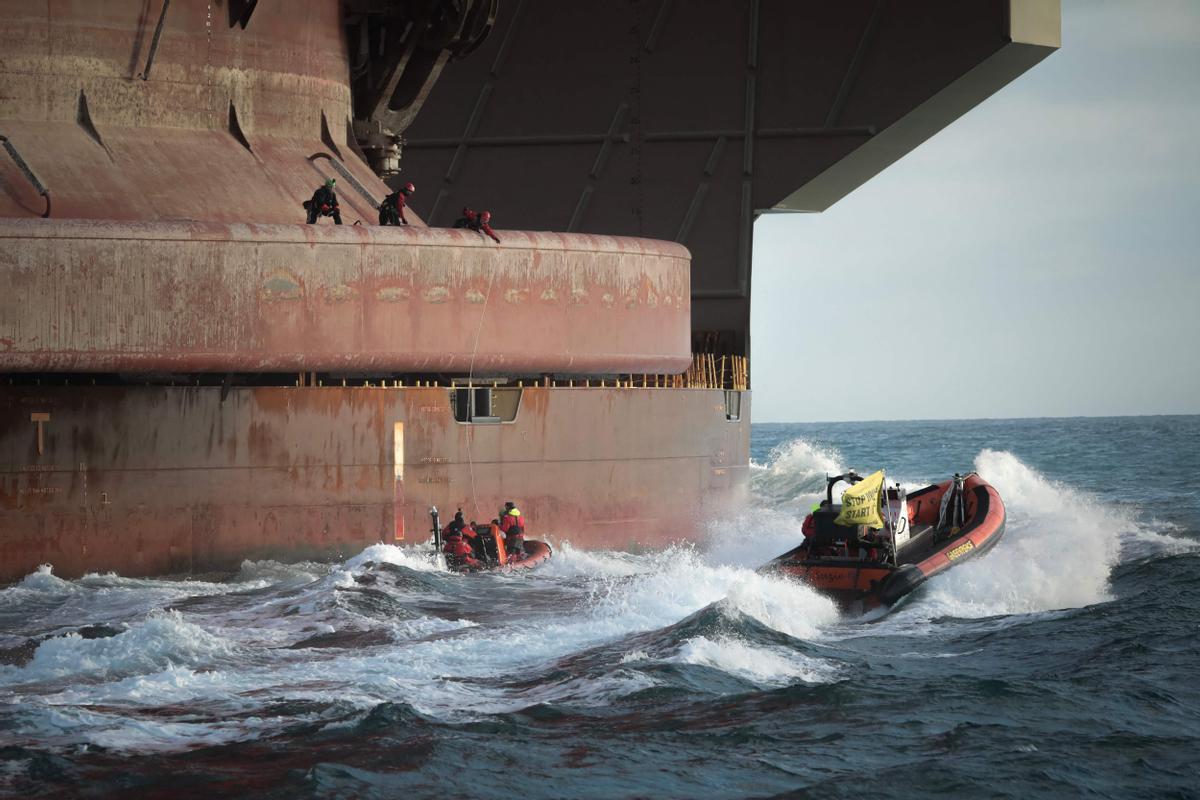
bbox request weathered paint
[0,0,384,225]
[0,385,750,581]
[0,0,1060,584]
[0,219,691,374]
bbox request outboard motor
[474,523,500,563]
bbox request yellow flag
[834,470,885,529]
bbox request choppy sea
[2,416,1198,799]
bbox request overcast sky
[750,0,1200,423]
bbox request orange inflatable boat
[431,508,553,574]
[761,471,1005,613]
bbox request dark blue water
[2,416,1198,798]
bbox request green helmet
[811,502,822,513]
[325,178,336,187]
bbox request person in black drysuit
[304,178,342,224]
[452,207,478,229]
[379,181,415,226]
[444,509,467,536]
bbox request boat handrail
[824,470,864,505]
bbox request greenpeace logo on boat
[945,541,976,561]
[806,568,860,585]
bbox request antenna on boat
[953,474,966,530]
[429,506,441,552]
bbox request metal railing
[288,354,749,391]
[307,152,381,210]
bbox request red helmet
[402,182,415,193]
[462,206,474,217]
[480,211,491,223]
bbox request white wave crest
[539,541,646,578]
[341,543,446,574]
[703,505,810,569]
[235,558,324,585]
[671,635,838,686]
[703,436,848,571]
[912,449,1124,618]
[17,703,270,754]
[586,546,840,641]
[6,610,235,682]
[719,577,840,641]
[1118,516,1200,559]
[9,564,73,596]
[751,438,843,510]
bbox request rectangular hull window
[725,390,741,422]
[451,387,521,424]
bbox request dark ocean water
[2,416,1198,799]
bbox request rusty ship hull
[0,214,745,581]
[0,1,1058,582]
[1,383,746,580]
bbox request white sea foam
[0,539,843,752]
[18,444,1118,753]
[0,565,76,610]
[539,541,647,579]
[671,635,838,686]
[905,449,1125,619]
[704,437,844,569]
[750,438,843,511]
[15,563,73,594]
[276,521,839,717]
[718,577,840,641]
[703,505,811,569]
[23,704,269,753]
[584,546,840,642]
[455,669,663,716]
[4,610,235,683]
[3,428,1192,759]
[45,664,237,707]
[341,543,445,573]
[0,564,288,649]
[235,558,325,585]
[222,545,844,719]
[74,571,243,595]
[1120,518,1200,558]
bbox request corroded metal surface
[0,0,1059,582]
[0,385,750,581]
[0,219,691,374]
[0,0,391,225]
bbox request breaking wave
[2,417,1197,800]
[743,435,1196,624]
[750,438,842,512]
